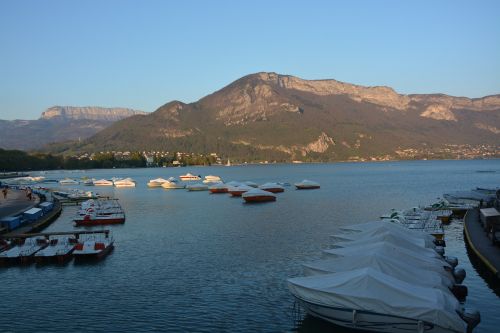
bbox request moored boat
[179,173,201,181]
[228,184,253,196]
[93,179,114,186]
[114,178,136,187]
[59,178,79,185]
[258,182,285,193]
[209,183,228,193]
[147,178,169,187]
[203,175,222,184]
[74,212,125,226]
[186,183,209,191]
[0,237,49,265]
[295,179,320,190]
[73,234,114,260]
[242,188,276,203]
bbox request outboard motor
[461,308,480,333]
[453,267,467,284]
[445,256,458,268]
[434,239,446,247]
[451,284,468,302]
[435,246,445,256]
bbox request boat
[243,181,258,188]
[186,183,209,191]
[203,175,222,184]
[74,211,126,226]
[295,179,320,190]
[34,237,77,264]
[258,182,285,193]
[147,178,169,187]
[161,178,186,189]
[114,178,136,187]
[93,179,114,186]
[82,179,94,186]
[0,237,49,264]
[288,267,480,333]
[179,173,201,181]
[209,183,228,193]
[59,178,79,185]
[73,233,114,260]
[226,159,231,167]
[228,184,253,196]
[242,188,276,203]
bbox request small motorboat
[295,179,320,189]
[73,234,114,260]
[209,183,228,193]
[179,173,201,181]
[0,237,49,265]
[228,184,253,197]
[59,178,79,185]
[147,178,169,187]
[93,179,114,186]
[186,183,209,191]
[242,188,276,203]
[35,237,77,264]
[203,175,222,184]
[161,178,185,189]
[258,182,285,193]
[114,178,136,187]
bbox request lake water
[1,160,499,333]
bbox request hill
[49,73,500,161]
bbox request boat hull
[74,217,125,226]
[209,188,228,193]
[295,298,459,333]
[74,244,114,261]
[243,195,276,203]
[296,185,320,190]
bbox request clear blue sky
[1,0,499,120]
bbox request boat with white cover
[258,182,285,193]
[186,183,209,191]
[35,237,77,264]
[288,267,480,333]
[161,178,185,189]
[242,188,276,203]
[243,181,258,188]
[295,179,320,190]
[113,178,136,187]
[203,175,222,184]
[209,183,228,193]
[93,179,114,186]
[228,184,253,196]
[59,178,79,185]
[147,178,169,187]
[179,173,201,181]
[73,233,114,260]
[0,237,49,264]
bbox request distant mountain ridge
[0,106,146,150]
[46,72,500,161]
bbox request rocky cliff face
[41,106,146,121]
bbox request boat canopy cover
[242,188,276,198]
[288,267,465,332]
[335,221,435,243]
[332,229,434,249]
[323,242,448,267]
[296,179,320,186]
[149,178,168,183]
[302,252,454,287]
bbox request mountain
[50,73,500,161]
[0,106,146,150]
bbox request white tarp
[323,242,449,268]
[302,252,454,288]
[339,220,434,239]
[332,231,432,250]
[288,267,465,333]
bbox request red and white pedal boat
[73,234,114,260]
[74,212,126,226]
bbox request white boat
[34,237,76,263]
[295,179,320,189]
[179,173,201,181]
[73,233,114,260]
[93,179,114,186]
[0,237,48,264]
[147,178,169,187]
[242,188,276,203]
[161,178,185,189]
[258,182,285,193]
[186,183,209,191]
[243,181,258,188]
[82,179,94,186]
[59,178,79,185]
[114,178,136,187]
[288,267,479,333]
[203,175,222,184]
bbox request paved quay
[0,189,38,220]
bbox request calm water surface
[1,160,499,332]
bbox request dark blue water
[1,160,499,332]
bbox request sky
[0,0,499,120]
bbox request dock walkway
[464,208,500,278]
[0,189,39,220]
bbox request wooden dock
[464,208,500,279]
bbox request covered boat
[161,178,185,189]
[94,179,114,186]
[258,182,285,193]
[243,181,258,188]
[209,183,228,193]
[179,173,201,181]
[114,178,136,187]
[295,179,320,190]
[186,183,209,191]
[203,175,222,184]
[288,267,478,333]
[242,188,276,203]
[35,237,77,264]
[228,184,253,196]
[74,211,126,226]
[147,178,169,187]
